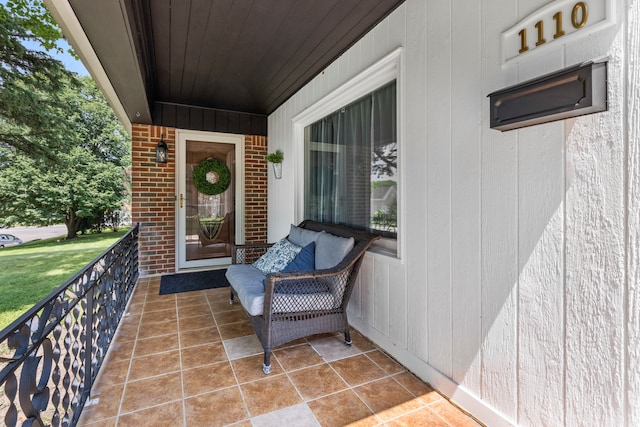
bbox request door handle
[180,193,184,208]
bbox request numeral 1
[553,11,565,38]
[535,20,546,46]
[518,29,529,53]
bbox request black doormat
[159,269,230,295]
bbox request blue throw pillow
[263,243,322,294]
[281,242,315,272]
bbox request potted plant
[266,149,284,179]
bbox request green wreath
[192,157,231,195]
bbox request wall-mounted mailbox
[489,61,607,131]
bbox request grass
[0,228,130,330]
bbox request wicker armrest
[231,242,273,264]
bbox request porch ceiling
[64,0,405,126]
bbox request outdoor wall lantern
[156,135,168,164]
[488,60,607,131]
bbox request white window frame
[292,47,404,259]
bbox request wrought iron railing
[0,224,139,427]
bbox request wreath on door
[192,157,231,195]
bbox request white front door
[176,130,244,270]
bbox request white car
[0,234,23,248]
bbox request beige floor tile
[78,383,124,422]
[137,318,178,339]
[230,354,283,383]
[145,293,174,305]
[223,334,263,360]
[181,341,227,369]
[128,350,181,380]
[178,313,216,332]
[214,309,249,325]
[393,372,443,404]
[385,407,450,427]
[120,372,182,413]
[354,377,424,422]
[329,354,387,386]
[177,297,210,311]
[184,386,248,427]
[117,401,184,427]
[92,359,130,391]
[430,399,481,427]
[366,350,405,375]
[143,298,176,313]
[134,333,179,357]
[79,277,482,426]
[176,290,207,300]
[307,389,378,427]
[76,417,117,427]
[209,296,238,313]
[218,319,255,339]
[288,363,348,400]
[350,330,377,351]
[273,344,324,372]
[204,286,231,298]
[177,302,213,319]
[309,335,362,362]
[240,374,302,417]
[105,338,135,362]
[113,323,139,343]
[180,326,221,348]
[140,308,176,325]
[251,403,320,427]
[183,361,236,397]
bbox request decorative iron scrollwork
[0,225,139,427]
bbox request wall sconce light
[156,135,168,164]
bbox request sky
[24,38,89,77]
[1,0,89,76]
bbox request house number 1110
[518,2,589,54]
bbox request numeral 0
[572,2,588,29]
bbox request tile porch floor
[77,276,482,427]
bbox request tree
[0,3,77,159]
[0,75,130,239]
[0,3,130,239]
[0,147,126,239]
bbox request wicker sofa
[226,220,379,374]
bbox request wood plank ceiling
[68,0,404,130]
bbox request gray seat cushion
[226,264,265,316]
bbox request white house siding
[267,0,640,426]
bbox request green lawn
[0,228,130,330]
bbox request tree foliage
[0,3,130,239]
[0,76,130,239]
[0,2,77,159]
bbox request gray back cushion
[315,232,355,269]
[288,224,323,247]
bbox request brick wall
[243,136,268,243]
[131,125,268,275]
[131,125,176,275]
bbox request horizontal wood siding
[153,102,267,136]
